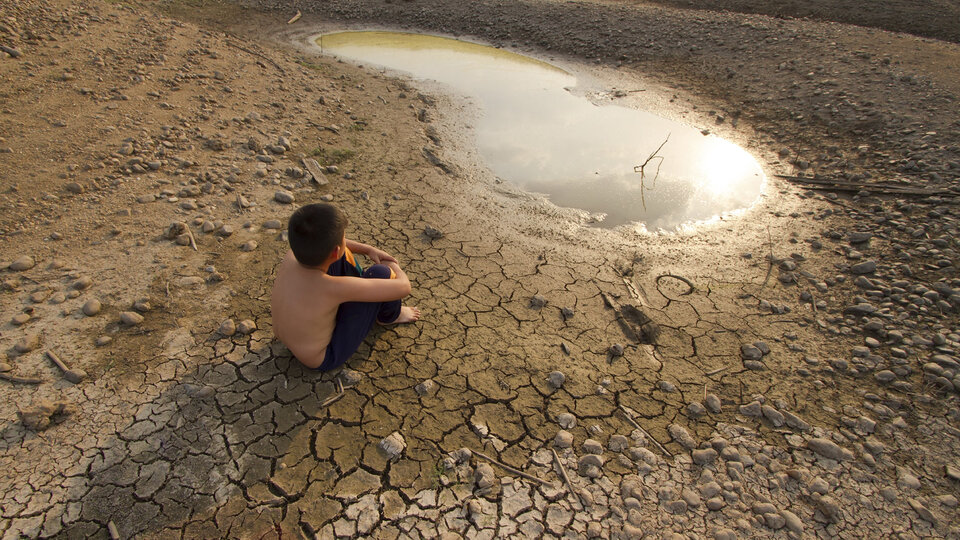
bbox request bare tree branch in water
[633,134,670,211]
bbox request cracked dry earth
[2,0,960,538]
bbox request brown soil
[1,0,959,537]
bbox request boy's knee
[363,264,394,280]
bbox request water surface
[318,31,765,230]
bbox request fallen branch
[0,372,43,384]
[551,448,584,508]
[473,450,554,487]
[618,405,673,458]
[225,41,285,75]
[705,365,729,376]
[287,10,302,24]
[184,226,198,251]
[633,134,670,211]
[655,273,695,297]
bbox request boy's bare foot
[381,306,421,325]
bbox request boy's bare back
[271,251,341,368]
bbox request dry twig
[473,450,554,487]
[633,134,670,211]
[618,405,673,458]
[551,448,583,508]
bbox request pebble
[414,379,437,396]
[95,336,112,347]
[741,344,763,360]
[739,401,762,417]
[263,219,283,229]
[692,448,719,465]
[11,313,31,326]
[668,423,697,449]
[120,311,144,325]
[583,439,604,454]
[274,190,295,204]
[218,319,237,336]
[807,438,853,461]
[340,368,362,387]
[240,240,258,252]
[547,371,565,389]
[658,380,677,392]
[609,343,624,356]
[705,394,722,413]
[850,260,877,274]
[554,430,573,448]
[71,276,93,290]
[687,402,707,417]
[557,413,576,429]
[379,432,406,460]
[578,454,604,477]
[424,225,444,239]
[237,320,257,334]
[14,334,40,353]
[530,295,547,309]
[82,299,102,316]
[609,434,629,452]
[9,256,35,271]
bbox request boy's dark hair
[288,203,348,267]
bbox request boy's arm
[345,238,397,265]
[333,264,412,303]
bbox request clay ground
[1,0,959,538]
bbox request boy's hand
[367,247,397,265]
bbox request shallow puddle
[318,31,765,230]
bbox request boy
[271,203,420,371]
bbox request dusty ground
[1,0,959,538]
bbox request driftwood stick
[473,450,554,487]
[551,448,583,508]
[0,372,43,384]
[705,366,729,376]
[184,226,198,251]
[618,405,673,458]
[287,10,302,24]
[335,377,344,394]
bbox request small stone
[609,434,630,452]
[668,423,696,449]
[263,219,283,229]
[530,295,547,309]
[850,260,877,274]
[761,405,785,427]
[741,344,763,360]
[687,402,707,417]
[807,438,853,461]
[240,240,258,252]
[692,448,718,465]
[705,394,722,413]
[583,439,604,455]
[120,311,144,325]
[739,401,762,417]
[424,225,444,239]
[18,400,71,431]
[274,190,295,204]
[95,336,112,346]
[560,307,574,320]
[9,256,35,271]
[554,430,573,448]
[339,368,362,387]
[379,432,406,460]
[11,313,31,326]
[14,334,41,353]
[908,498,937,525]
[658,380,677,392]
[237,319,257,334]
[557,412,576,429]
[82,299,102,316]
[547,371,565,389]
[218,319,236,336]
[578,454,604,477]
[71,276,93,290]
[218,225,234,237]
[414,379,437,396]
[133,299,151,312]
[609,343,624,356]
